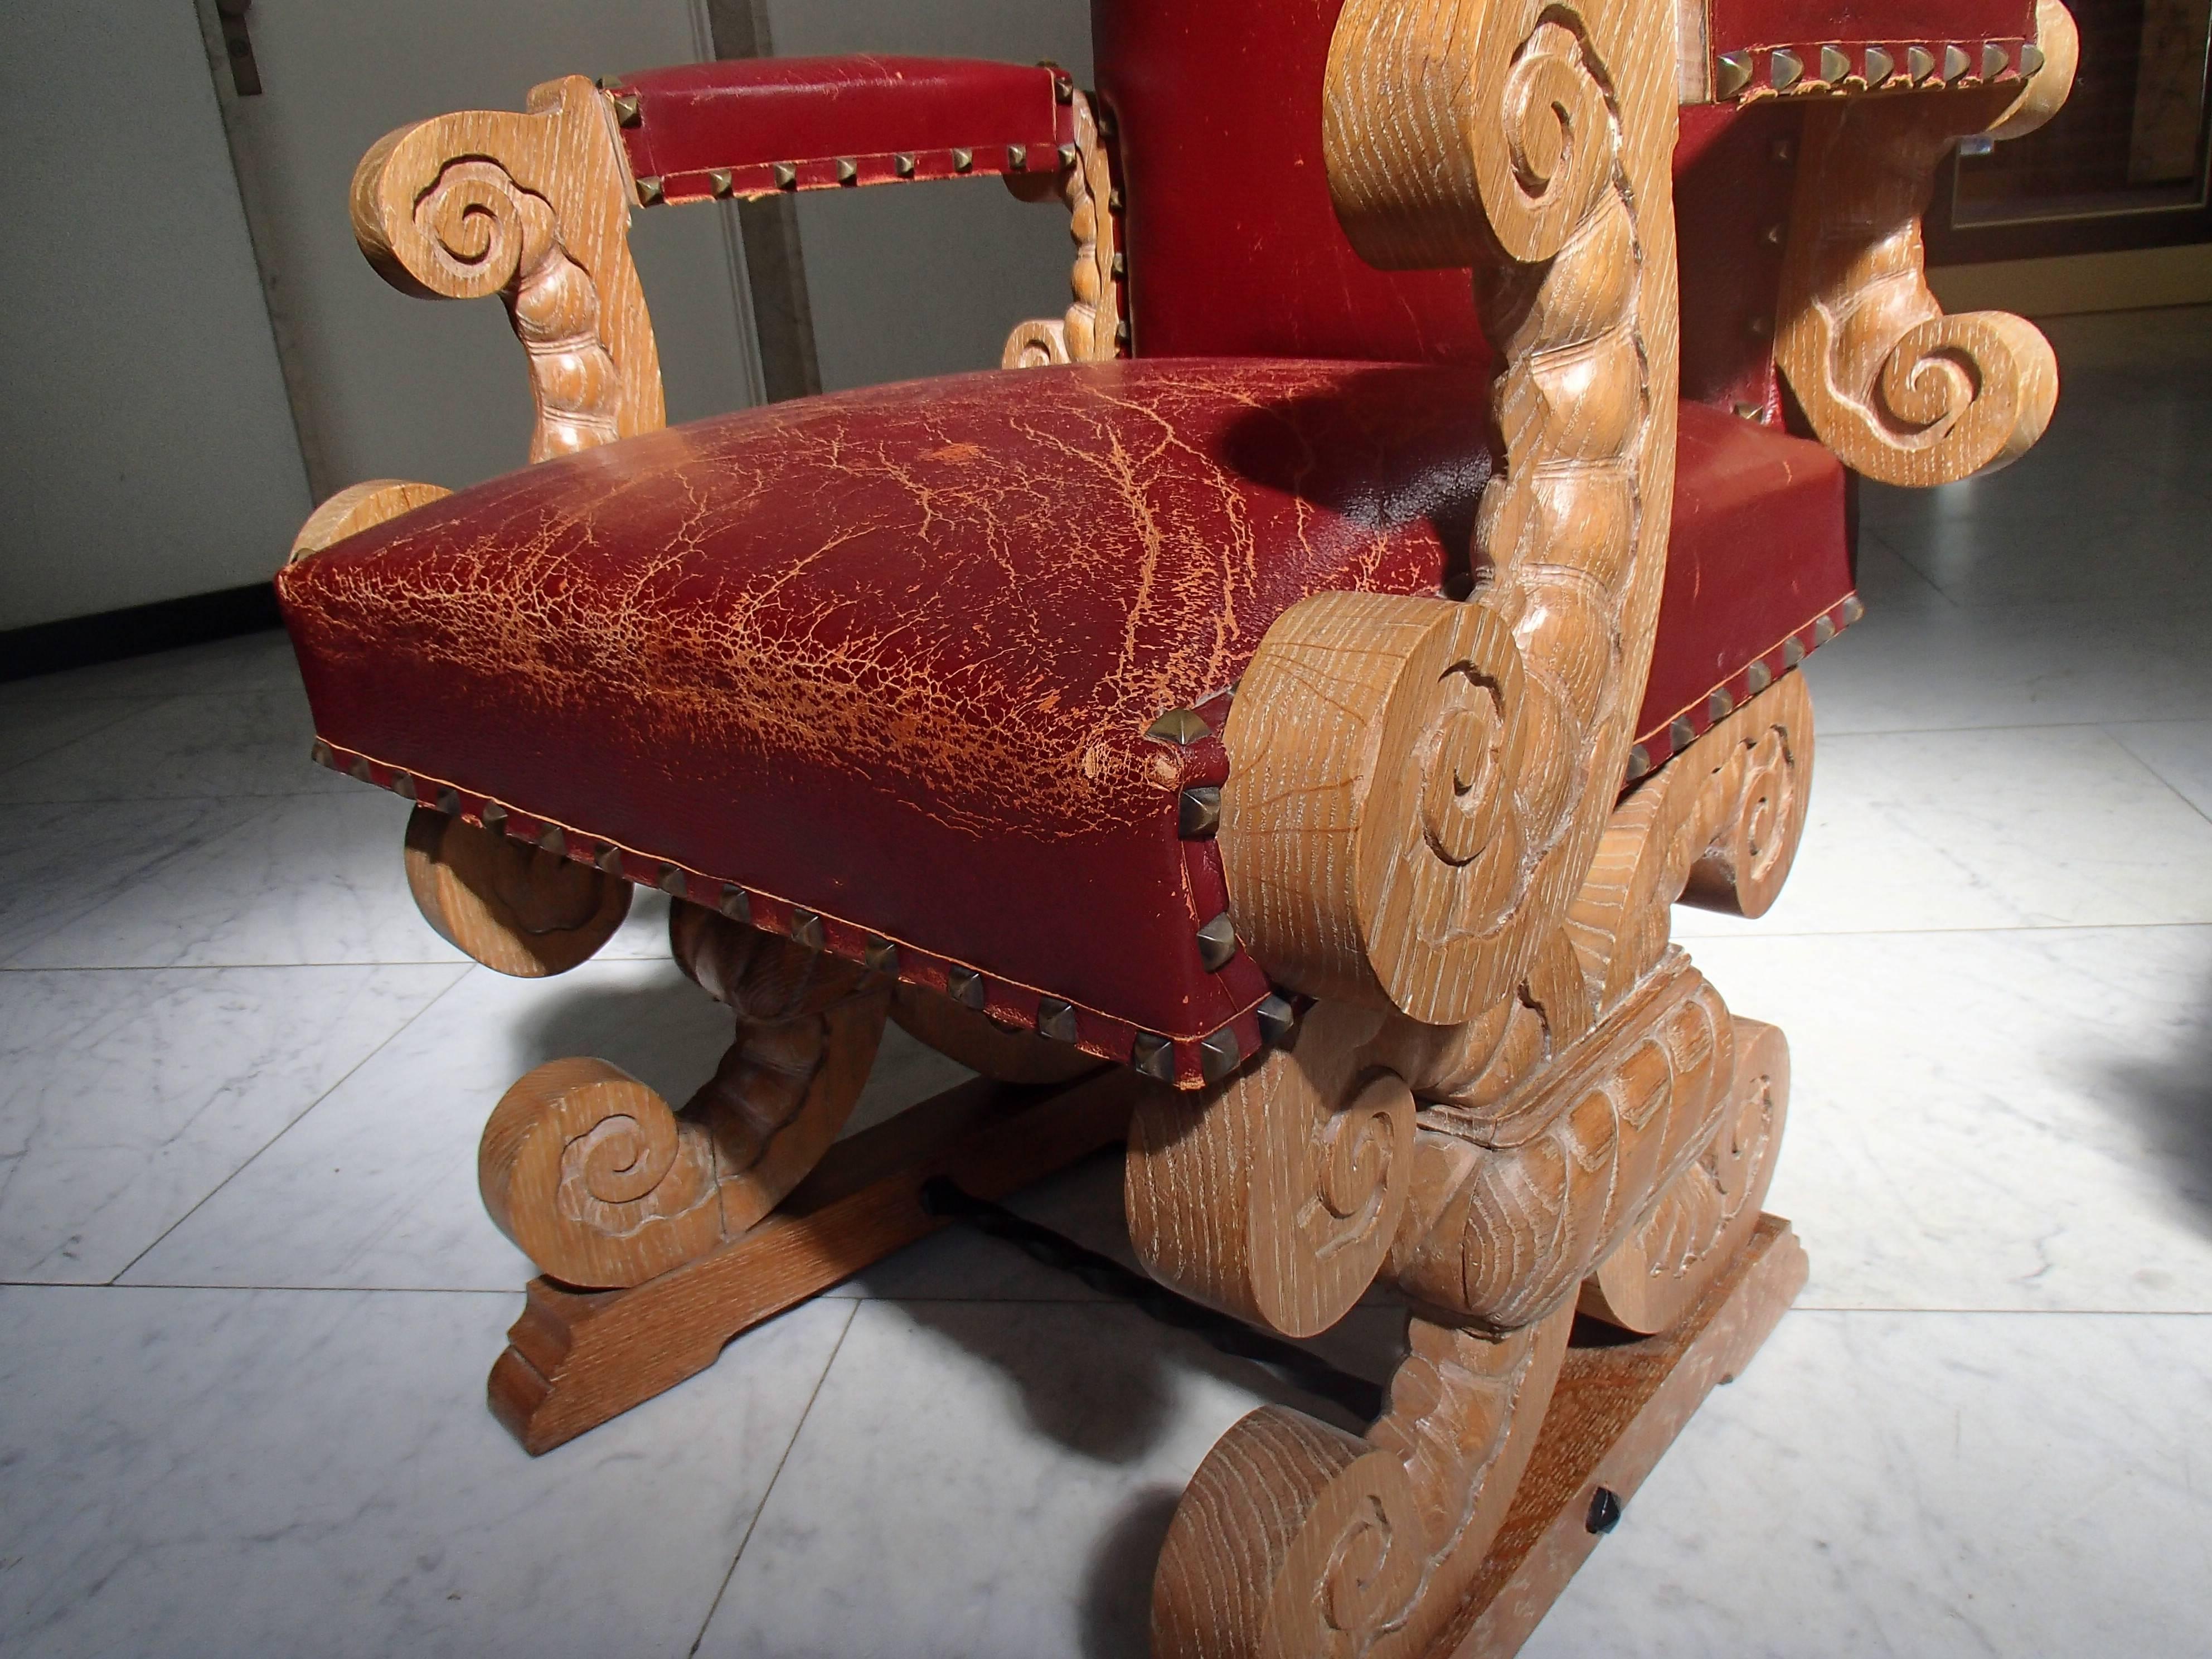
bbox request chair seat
[279,358,1852,1083]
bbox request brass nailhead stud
[1626,744,1654,781]
[481,802,508,831]
[1943,43,1971,81]
[1179,785,1222,839]
[596,845,624,874]
[1907,45,1937,81]
[1054,76,1074,104]
[1746,660,1773,696]
[658,864,689,898]
[1007,144,1028,171]
[636,176,665,206]
[774,162,798,190]
[1669,716,1697,751]
[1130,1031,1175,1081]
[709,169,733,198]
[1813,614,1837,646]
[1748,314,1773,339]
[1110,251,1128,278]
[348,756,373,783]
[2021,42,2045,76]
[1819,45,1851,83]
[1196,913,1238,972]
[1769,49,1803,91]
[537,824,566,855]
[389,770,417,800]
[790,907,826,950]
[1147,708,1211,745]
[836,158,857,185]
[1113,320,1131,347]
[1714,51,1754,100]
[1255,993,1298,1047]
[1037,997,1080,1042]
[435,787,461,815]
[1770,137,1796,165]
[864,937,899,973]
[1764,221,1787,245]
[947,966,986,1009]
[1734,401,1767,421]
[1108,187,1124,212]
[1095,106,1117,139]
[310,739,333,768]
[895,153,916,177]
[610,91,642,127]
[1841,595,1867,627]
[1199,1027,1243,1083]
[1865,46,1895,84]
[952,147,974,173]
[1983,41,2010,79]
[1783,637,1807,668]
[717,884,751,924]
[1708,688,1734,722]
[1058,142,1079,168]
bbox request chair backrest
[1093,0,1804,416]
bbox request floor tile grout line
[0,702,158,784]
[1675,919,2212,942]
[687,1299,861,1658]
[1,1279,518,1296]
[104,964,481,1286]
[2101,723,2212,833]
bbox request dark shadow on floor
[2104,968,2212,1237]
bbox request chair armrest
[1685,0,2040,103]
[603,56,1075,203]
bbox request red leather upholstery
[608,57,1073,203]
[279,362,1851,1084]
[1707,0,2034,53]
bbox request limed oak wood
[488,1066,1142,1454]
[1002,91,1125,367]
[288,479,452,562]
[404,805,632,978]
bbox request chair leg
[404,804,631,977]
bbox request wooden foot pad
[489,1066,1138,1454]
[1435,1214,1810,1658]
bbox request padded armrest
[604,56,1075,204]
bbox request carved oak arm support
[1773,0,2080,486]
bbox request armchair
[276,0,2076,1650]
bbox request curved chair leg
[405,804,631,977]
[889,982,1100,1086]
[478,903,888,1287]
[1153,1299,1574,1659]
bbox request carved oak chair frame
[280,1,2077,1650]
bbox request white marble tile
[1878,507,2212,612]
[0,795,269,964]
[0,698,151,775]
[2108,719,2212,821]
[0,1284,850,1659]
[0,965,461,1283]
[1803,597,2212,736]
[1672,724,2212,939]
[696,1298,1381,1659]
[0,629,303,708]
[1522,1309,2212,1659]
[1846,532,1953,615]
[1684,926,2212,1312]
[0,687,346,802]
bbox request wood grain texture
[1773,3,2078,487]
[1152,1302,1574,1659]
[1582,1016,1787,1333]
[288,480,452,564]
[402,804,631,978]
[1568,670,1814,1013]
[477,905,887,1288]
[489,1066,1141,1453]
[890,983,1102,1086]
[1127,1000,1418,1339]
[1002,90,1124,367]
[1433,1214,1806,1656]
[351,74,663,463]
[1225,0,1680,1031]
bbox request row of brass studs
[1623,595,1862,781]
[631,140,1081,208]
[1714,38,2040,103]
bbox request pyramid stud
[952,148,973,173]
[1714,51,1754,100]
[1668,716,1697,751]
[537,824,566,855]
[1983,41,2010,80]
[310,738,334,768]
[1841,595,1867,627]
[790,908,826,950]
[1178,785,1221,838]
[1745,660,1773,696]
[635,176,664,206]
[774,162,797,189]
[1907,45,1937,81]
[1769,49,1803,91]
[836,158,857,185]
[658,864,689,898]
[609,91,641,127]
[596,845,624,874]
[947,966,986,1010]
[1199,1027,1243,1083]
[434,787,460,815]
[481,802,508,832]
[1146,708,1211,745]
[1626,744,1654,781]
[1943,43,1971,81]
[717,884,751,924]
[1058,142,1079,168]
[2021,42,2045,76]
[1813,615,1837,646]
[1008,144,1028,171]
[1130,1032,1175,1082]
[709,169,733,197]
[1037,997,1080,1042]
[1865,46,1895,85]
[389,770,416,800]
[1195,913,1238,973]
[1783,637,1807,668]
[1255,993,1297,1047]
[895,153,916,177]
[1820,45,1850,83]
[1707,688,1734,723]
[865,937,899,973]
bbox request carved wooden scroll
[289,479,453,564]
[1002,91,1124,368]
[404,806,632,979]
[478,903,886,1287]
[1221,0,1680,1031]
[1153,1302,1573,1659]
[352,75,664,463]
[1774,1,2079,487]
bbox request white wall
[764,0,1094,392]
[0,3,312,631]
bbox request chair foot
[405,804,631,977]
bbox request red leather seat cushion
[279,360,1850,1083]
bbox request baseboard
[1928,242,2212,318]
[0,582,282,683]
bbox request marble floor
[5,306,2211,1658]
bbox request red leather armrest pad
[611,56,1072,200]
[1708,0,2034,51]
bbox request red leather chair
[277,1,2074,1646]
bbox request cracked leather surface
[278,358,1846,1051]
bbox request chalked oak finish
[271,0,2074,1652]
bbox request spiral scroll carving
[478,905,887,1288]
[403,806,630,979]
[1001,91,1122,368]
[1774,3,2077,487]
[1127,1000,1416,1339]
[351,74,663,465]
